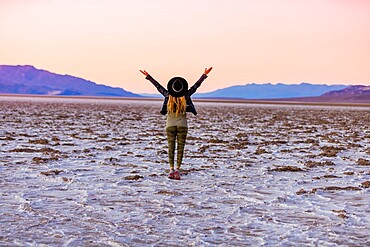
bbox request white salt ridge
[0,96,369,246]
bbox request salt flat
[0,96,369,246]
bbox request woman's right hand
[204,67,213,75]
[140,70,149,76]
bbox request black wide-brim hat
[167,77,188,97]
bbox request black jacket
[146,74,208,116]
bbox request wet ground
[0,96,369,246]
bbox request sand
[0,96,369,246]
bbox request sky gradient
[1,0,370,94]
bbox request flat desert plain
[0,96,369,246]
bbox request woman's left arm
[188,67,212,96]
[140,69,168,97]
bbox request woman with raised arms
[140,67,213,180]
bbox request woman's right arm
[187,67,213,96]
[140,70,168,97]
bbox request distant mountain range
[260,85,370,103]
[322,85,370,98]
[0,65,140,97]
[141,82,353,100]
[194,83,347,99]
[1,65,369,103]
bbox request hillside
[267,85,370,103]
[194,83,347,99]
[321,85,370,98]
[0,65,140,97]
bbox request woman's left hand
[140,70,149,76]
[204,67,213,75]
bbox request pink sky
[1,0,370,94]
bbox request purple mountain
[258,85,370,103]
[194,83,347,99]
[322,85,370,97]
[0,65,140,97]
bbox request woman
[140,67,213,180]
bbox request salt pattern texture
[0,96,369,246]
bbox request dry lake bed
[0,96,369,246]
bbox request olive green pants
[166,126,188,170]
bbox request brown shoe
[168,171,175,179]
[173,171,181,180]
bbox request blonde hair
[167,95,186,117]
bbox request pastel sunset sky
[1,0,370,94]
